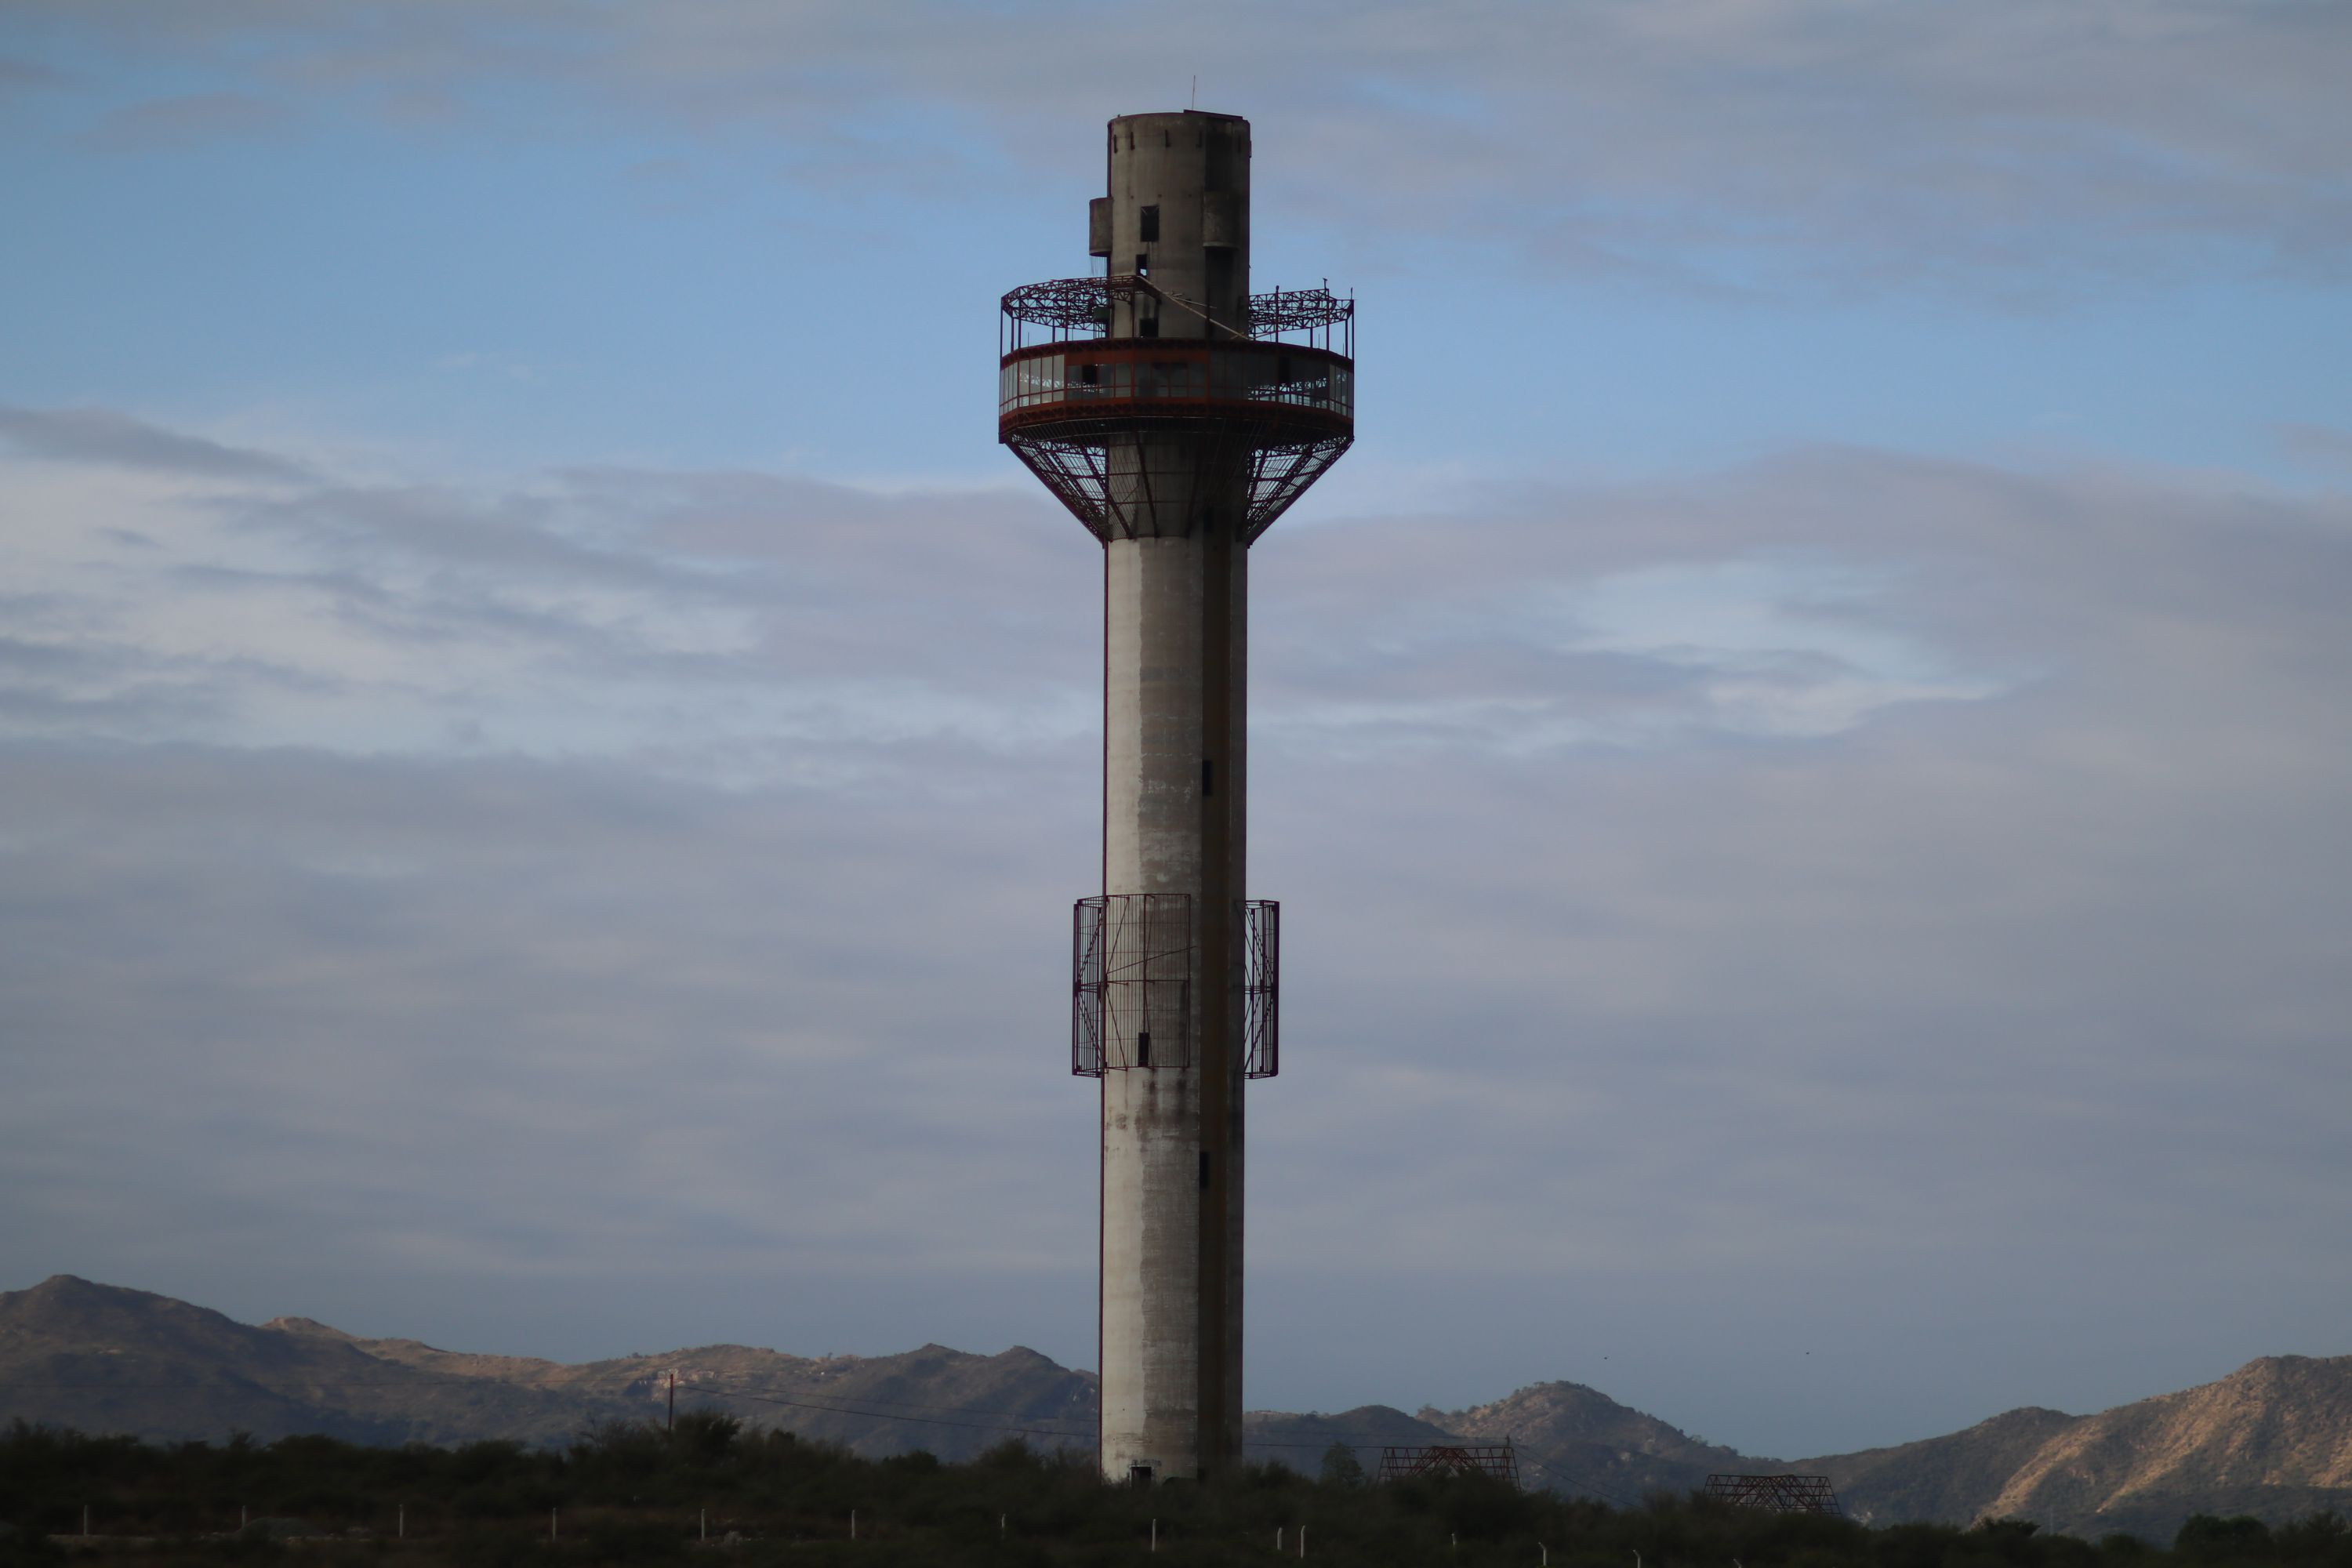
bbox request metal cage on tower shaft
[1073,895,1277,1078]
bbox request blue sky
[2,1,2349,1463]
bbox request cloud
[2,408,2347,1450]
[0,54,66,93]
[13,0,2348,290]
[78,89,287,152]
[0,415,1094,771]
[0,411,2057,773]
[2278,421,2352,474]
[0,405,310,482]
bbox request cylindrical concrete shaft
[1097,111,1250,1486]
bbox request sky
[2,0,2349,1464]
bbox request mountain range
[5,1275,2348,1541]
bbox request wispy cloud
[0,405,310,482]
[0,412,2049,772]
[78,89,287,152]
[0,53,66,92]
[2277,421,2352,474]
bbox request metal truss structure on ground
[1377,1444,1521,1487]
[1704,1474,1844,1515]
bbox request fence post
[550,1507,558,1543]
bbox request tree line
[1,1416,2346,1566]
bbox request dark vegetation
[3,1418,2349,1566]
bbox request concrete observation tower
[996,111,1355,1485]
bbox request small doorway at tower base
[1128,1464,1155,1490]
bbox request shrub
[1317,1443,1365,1489]
[2180,1515,2275,1558]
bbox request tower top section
[997,111,1355,546]
[1098,112,1253,341]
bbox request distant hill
[1794,1356,2352,1540]
[1800,1406,2088,1526]
[0,1276,1095,1460]
[1432,1379,1745,1501]
[6,1275,2350,1540]
[1242,1403,1458,1474]
[0,1275,632,1446]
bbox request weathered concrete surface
[1096,110,1253,1486]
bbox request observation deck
[997,275,1355,543]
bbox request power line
[716,1389,1090,1444]
[688,1375,1094,1428]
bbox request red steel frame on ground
[1704,1474,1845,1515]
[1377,1445,1522,1486]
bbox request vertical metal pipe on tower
[998,111,1353,1483]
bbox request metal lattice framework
[1241,899,1278,1080]
[1001,275,1149,340]
[1002,275,1352,352]
[1377,1445,1521,1487]
[1071,896,1278,1078]
[1704,1475,1844,1515]
[1000,275,1355,546]
[1242,285,1352,340]
[1073,895,1192,1076]
[1007,417,1349,546]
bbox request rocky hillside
[0,1275,634,1446]
[1439,1360,2352,1539]
[0,1277,1098,1461]
[274,1316,1103,1462]
[8,1275,2351,1540]
[1801,1406,2088,1526]
[1801,1356,2352,1540]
